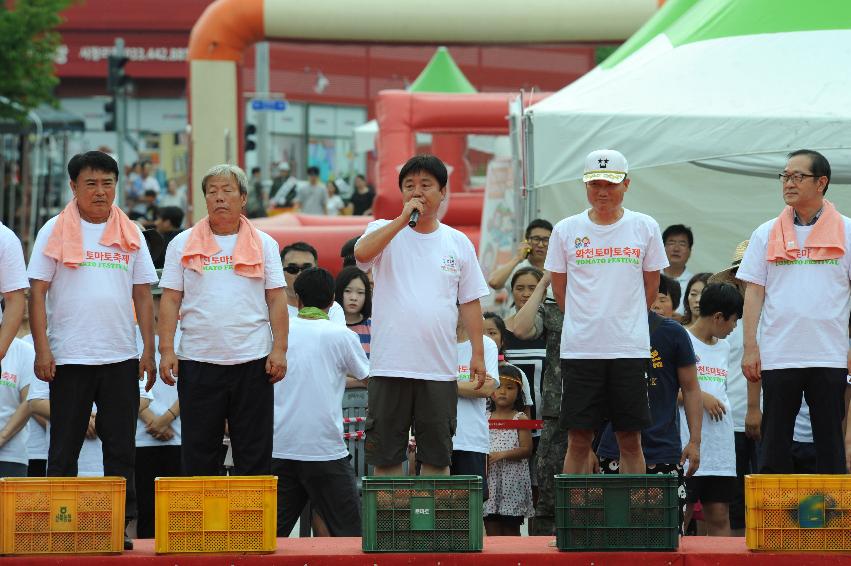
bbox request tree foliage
[0,0,71,122]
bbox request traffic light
[244,123,257,151]
[104,96,117,132]
[107,54,129,92]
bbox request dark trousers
[135,445,181,539]
[272,457,361,537]
[760,367,847,473]
[0,462,28,477]
[178,358,273,476]
[731,431,760,530]
[28,459,47,477]
[48,360,140,520]
[791,441,818,474]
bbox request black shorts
[559,358,651,431]
[365,376,457,468]
[685,476,736,504]
[450,450,488,500]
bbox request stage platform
[5,537,851,565]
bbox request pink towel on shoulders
[766,199,845,262]
[43,199,141,268]
[181,215,264,278]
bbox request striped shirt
[347,318,372,358]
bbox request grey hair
[201,164,248,195]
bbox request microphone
[408,209,420,228]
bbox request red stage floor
[4,537,851,565]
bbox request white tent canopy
[525,2,851,272]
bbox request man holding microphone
[355,154,490,476]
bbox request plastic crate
[0,477,125,555]
[555,474,679,551]
[745,474,851,551]
[362,475,482,552]
[154,476,276,554]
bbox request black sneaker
[124,534,134,551]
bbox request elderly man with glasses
[280,241,346,324]
[738,149,851,474]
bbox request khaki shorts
[365,376,457,468]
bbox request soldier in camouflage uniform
[529,300,566,535]
[508,272,566,535]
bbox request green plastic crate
[362,475,482,553]
[555,474,679,551]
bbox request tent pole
[522,110,537,227]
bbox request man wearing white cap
[545,149,669,475]
[270,162,299,207]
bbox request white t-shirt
[326,195,345,216]
[679,332,735,477]
[0,222,28,293]
[794,399,813,444]
[725,323,749,432]
[287,302,346,325]
[27,379,104,477]
[0,338,34,465]
[272,317,369,461]
[737,217,851,370]
[142,175,161,193]
[135,330,181,448]
[545,209,669,359]
[27,216,158,365]
[454,337,500,454]
[357,221,490,381]
[159,228,285,365]
[19,336,47,460]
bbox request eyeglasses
[528,236,550,246]
[284,263,314,275]
[778,173,818,184]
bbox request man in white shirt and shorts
[355,154,490,476]
[545,149,669,475]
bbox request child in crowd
[453,306,500,496]
[0,336,34,477]
[484,364,534,536]
[482,312,534,413]
[680,283,742,536]
[335,266,372,357]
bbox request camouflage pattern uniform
[529,301,567,536]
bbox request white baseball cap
[583,149,628,184]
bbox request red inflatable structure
[254,90,549,274]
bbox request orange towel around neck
[43,199,141,268]
[766,199,845,262]
[181,215,264,278]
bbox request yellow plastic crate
[154,476,277,554]
[746,474,851,551]
[0,477,125,555]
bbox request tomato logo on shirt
[574,236,591,249]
